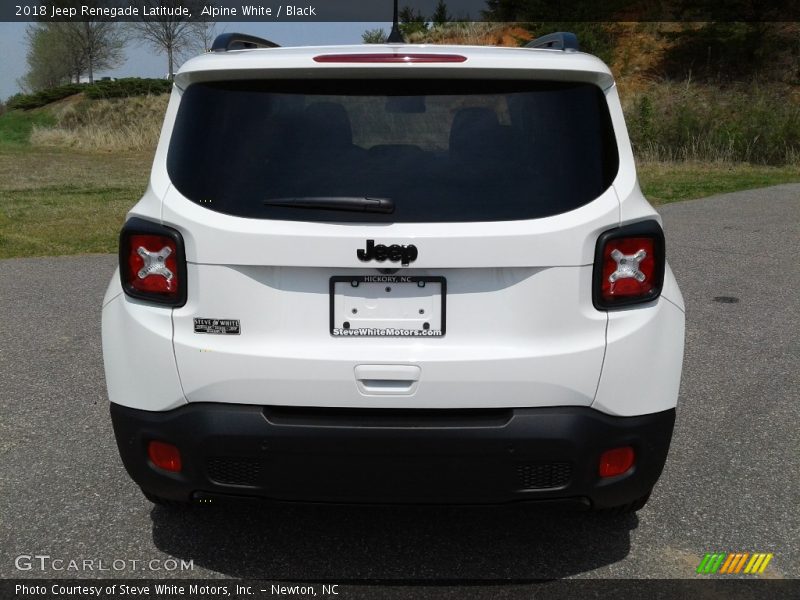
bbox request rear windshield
[167,79,618,223]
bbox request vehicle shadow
[150,502,636,579]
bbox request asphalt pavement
[0,185,798,584]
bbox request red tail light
[148,440,182,473]
[599,446,635,478]
[593,221,665,309]
[313,53,467,63]
[120,218,187,307]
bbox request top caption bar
[3,0,799,22]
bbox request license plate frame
[329,275,446,337]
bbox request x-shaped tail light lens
[608,248,648,283]
[125,234,180,295]
[136,245,174,282]
[601,237,656,300]
[120,219,187,307]
[593,221,665,309]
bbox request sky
[0,21,388,101]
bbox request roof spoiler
[211,33,280,52]
[525,32,580,52]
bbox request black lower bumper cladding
[110,402,675,509]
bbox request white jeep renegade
[102,32,685,512]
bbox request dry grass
[30,94,168,152]
[406,22,530,46]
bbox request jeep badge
[357,240,418,266]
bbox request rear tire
[142,490,189,509]
[598,491,651,515]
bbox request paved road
[0,185,798,583]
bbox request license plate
[329,276,446,337]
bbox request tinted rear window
[167,79,618,223]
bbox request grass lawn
[0,146,798,259]
[0,109,56,146]
[638,161,800,204]
[0,147,152,259]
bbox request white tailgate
[166,182,615,409]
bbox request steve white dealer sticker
[193,318,240,335]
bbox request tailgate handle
[354,365,420,396]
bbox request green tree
[483,0,532,21]
[399,6,428,39]
[658,22,797,83]
[432,0,451,26]
[21,18,126,91]
[43,0,126,84]
[20,24,76,91]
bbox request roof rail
[211,33,280,52]
[525,32,580,52]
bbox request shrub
[7,84,88,110]
[624,82,800,165]
[6,78,171,111]
[362,29,387,44]
[84,78,172,100]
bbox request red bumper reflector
[598,446,635,478]
[148,441,182,473]
[313,53,467,63]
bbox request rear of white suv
[102,34,685,511]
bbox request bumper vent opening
[517,462,572,490]
[207,457,263,487]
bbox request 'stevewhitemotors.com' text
[332,328,443,337]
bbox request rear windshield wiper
[263,196,394,214]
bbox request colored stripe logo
[696,552,773,574]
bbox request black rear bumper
[110,403,675,509]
